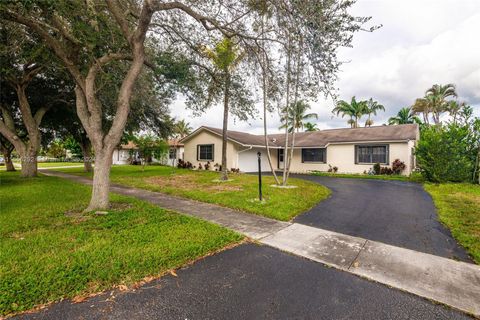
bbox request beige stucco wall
[183,128,416,175]
[183,130,238,169]
[286,141,415,175]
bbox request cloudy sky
[171,0,480,134]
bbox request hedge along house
[179,124,420,175]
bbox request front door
[278,148,285,169]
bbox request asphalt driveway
[16,243,471,320]
[292,175,471,262]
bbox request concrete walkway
[41,170,480,317]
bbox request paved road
[292,175,471,262]
[16,243,471,320]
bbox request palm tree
[446,100,465,125]
[280,100,318,132]
[388,107,421,125]
[201,37,245,181]
[426,83,457,124]
[304,122,319,132]
[364,98,385,127]
[332,96,366,128]
[411,97,431,125]
[175,120,192,138]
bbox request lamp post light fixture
[257,151,262,201]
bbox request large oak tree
[1,0,256,210]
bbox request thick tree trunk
[79,138,93,173]
[2,149,15,171]
[86,150,112,211]
[220,73,230,181]
[20,148,37,177]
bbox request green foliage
[373,163,381,175]
[332,97,367,128]
[304,122,319,132]
[174,120,193,138]
[412,83,458,124]
[46,139,65,158]
[211,38,238,72]
[416,113,479,183]
[280,100,318,132]
[133,135,168,165]
[333,97,386,127]
[63,137,82,158]
[388,107,421,125]
[0,172,241,316]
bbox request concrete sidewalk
[41,170,480,317]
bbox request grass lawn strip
[57,165,331,221]
[12,161,85,168]
[311,171,424,182]
[0,172,242,317]
[424,183,480,264]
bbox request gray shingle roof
[183,124,419,148]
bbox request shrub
[380,167,393,175]
[177,159,193,169]
[416,120,479,183]
[392,159,406,175]
[373,163,381,175]
[205,161,211,171]
[328,165,339,173]
[230,168,240,173]
[198,163,203,170]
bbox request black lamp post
[257,151,262,201]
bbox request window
[302,148,326,163]
[278,149,284,162]
[169,148,176,159]
[355,145,389,164]
[197,144,214,161]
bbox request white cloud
[170,0,480,133]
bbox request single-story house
[112,141,138,165]
[166,139,185,166]
[179,124,420,175]
[112,140,184,165]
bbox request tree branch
[1,9,86,93]
[0,118,26,154]
[33,106,51,126]
[105,0,133,43]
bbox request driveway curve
[292,175,471,262]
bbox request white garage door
[238,149,273,172]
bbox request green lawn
[0,172,242,317]
[424,183,480,264]
[12,161,85,168]
[311,171,424,182]
[57,165,330,221]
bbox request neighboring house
[112,140,184,166]
[112,141,138,165]
[179,124,420,175]
[167,139,184,167]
